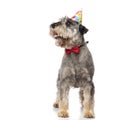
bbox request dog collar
[65,41,89,55]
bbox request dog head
[49,17,88,49]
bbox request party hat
[71,11,82,24]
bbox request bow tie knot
[65,46,80,54]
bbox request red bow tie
[65,46,80,55]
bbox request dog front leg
[53,73,60,108]
[58,81,70,118]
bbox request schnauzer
[49,17,95,118]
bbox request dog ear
[79,24,88,35]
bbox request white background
[0,0,120,120]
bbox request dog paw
[84,112,95,118]
[58,110,69,118]
[53,102,59,108]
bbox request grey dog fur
[49,17,95,118]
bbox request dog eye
[66,21,72,26]
[54,23,57,26]
[57,22,61,26]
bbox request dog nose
[51,23,56,29]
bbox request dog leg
[53,90,60,108]
[58,82,70,118]
[53,73,60,108]
[79,89,84,108]
[83,82,95,118]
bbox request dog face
[50,17,88,49]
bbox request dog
[49,16,95,118]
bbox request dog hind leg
[79,89,84,108]
[83,82,95,118]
